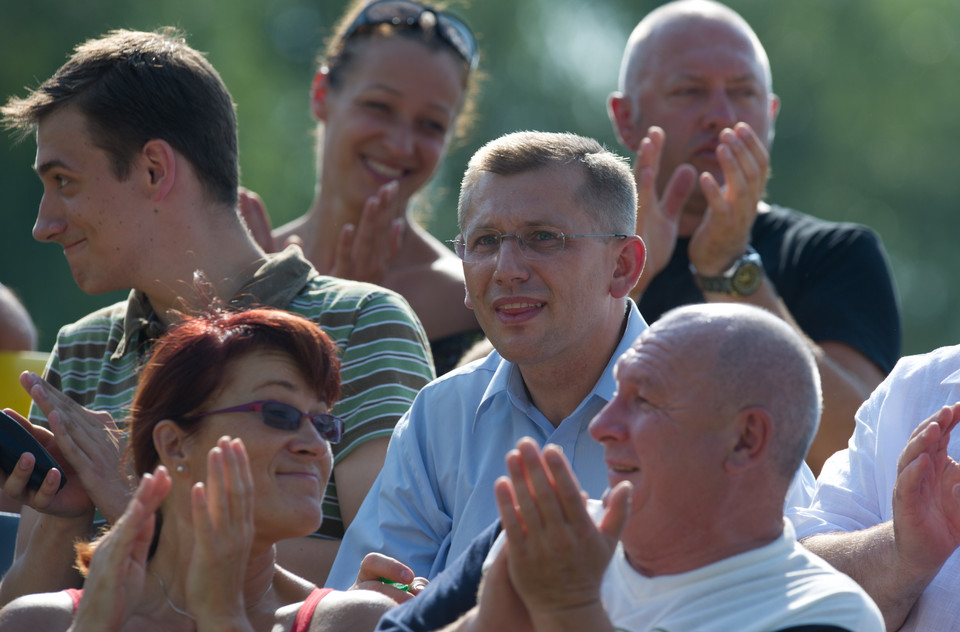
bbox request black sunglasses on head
[342,0,478,70]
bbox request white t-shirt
[601,518,882,631]
[486,501,882,631]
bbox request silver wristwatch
[690,246,764,297]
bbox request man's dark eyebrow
[35,159,68,176]
[670,71,762,84]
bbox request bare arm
[70,469,170,632]
[333,437,389,528]
[802,404,960,631]
[808,341,885,472]
[0,590,75,631]
[802,523,929,632]
[0,508,90,605]
[311,589,396,632]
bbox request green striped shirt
[31,247,434,538]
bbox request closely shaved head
[648,303,821,478]
[618,0,772,95]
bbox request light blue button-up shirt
[326,301,648,588]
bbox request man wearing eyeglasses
[607,0,901,475]
[324,130,645,587]
[327,130,815,588]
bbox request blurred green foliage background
[1,0,958,360]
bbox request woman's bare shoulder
[0,590,74,631]
[308,588,395,632]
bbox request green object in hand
[378,576,410,591]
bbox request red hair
[127,308,341,476]
[77,308,340,574]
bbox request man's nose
[33,194,68,243]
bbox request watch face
[732,261,762,295]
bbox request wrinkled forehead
[617,323,714,388]
[615,332,670,384]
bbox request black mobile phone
[0,410,66,492]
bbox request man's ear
[608,92,641,152]
[610,235,646,299]
[141,139,177,203]
[311,68,331,121]
[766,93,781,146]
[725,408,771,471]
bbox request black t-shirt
[638,205,901,374]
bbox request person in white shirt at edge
[326,131,818,587]
[790,345,960,631]
[378,303,883,632]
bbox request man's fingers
[718,128,760,193]
[661,164,697,218]
[899,408,952,474]
[355,552,415,585]
[494,476,523,543]
[895,452,933,510]
[505,449,545,535]
[513,442,566,531]
[542,446,589,522]
[598,480,632,541]
[735,123,769,169]
[941,403,960,436]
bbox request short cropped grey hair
[458,131,637,235]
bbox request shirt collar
[111,245,316,360]
[473,299,648,427]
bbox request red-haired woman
[0,308,419,631]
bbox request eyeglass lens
[261,401,343,443]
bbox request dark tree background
[2,0,958,360]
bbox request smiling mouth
[364,157,407,180]
[62,238,86,251]
[496,301,544,311]
[278,471,321,481]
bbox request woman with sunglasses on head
[0,308,422,631]
[242,0,484,377]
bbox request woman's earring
[175,464,186,473]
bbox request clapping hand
[473,438,631,632]
[687,122,769,277]
[892,403,960,577]
[20,371,132,523]
[72,467,171,632]
[325,180,405,285]
[630,126,697,297]
[0,403,93,519]
[184,437,257,627]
